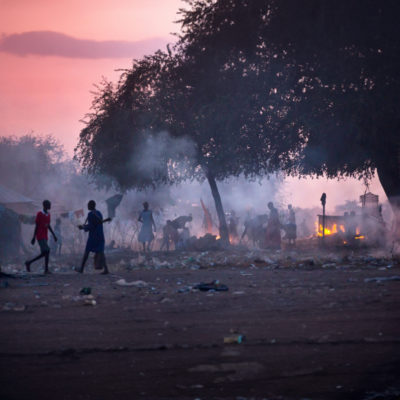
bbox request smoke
[129,131,197,183]
[1,133,395,255]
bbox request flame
[315,219,364,240]
[317,223,338,237]
[216,235,221,240]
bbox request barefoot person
[77,200,109,274]
[25,200,57,274]
[138,202,156,252]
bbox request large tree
[76,0,400,240]
[177,0,400,232]
[76,48,278,243]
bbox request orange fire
[315,220,365,240]
[317,223,338,237]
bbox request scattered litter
[177,286,193,293]
[80,287,91,295]
[2,302,26,312]
[322,263,336,268]
[194,280,229,292]
[83,294,96,306]
[233,291,245,295]
[13,305,26,312]
[364,276,400,283]
[115,279,148,287]
[224,334,245,344]
[160,297,173,303]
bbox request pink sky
[0,0,387,207]
[0,0,182,151]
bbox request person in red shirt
[25,200,57,273]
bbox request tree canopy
[76,0,400,237]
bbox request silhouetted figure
[160,220,178,251]
[25,200,57,274]
[76,200,109,274]
[176,226,190,250]
[265,202,281,249]
[241,213,268,247]
[138,202,156,252]
[171,215,192,230]
[284,204,297,245]
[240,212,252,243]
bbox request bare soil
[1,248,400,400]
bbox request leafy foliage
[76,0,400,208]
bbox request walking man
[25,200,57,274]
[76,200,109,274]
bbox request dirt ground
[1,247,400,400]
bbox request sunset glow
[0,0,182,152]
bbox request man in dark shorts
[76,200,109,274]
[25,200,57,274]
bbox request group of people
[25,200,158,275]
[24,199,297,274]
[25,199,110,274]
[241,202,297,249]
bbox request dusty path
[1,250,400,400]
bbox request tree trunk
[376,153,400,239]
[206,171,229,245]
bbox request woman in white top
[138,202,156,252]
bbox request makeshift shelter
[0,184,35,214]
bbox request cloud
[0,31,169,58]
